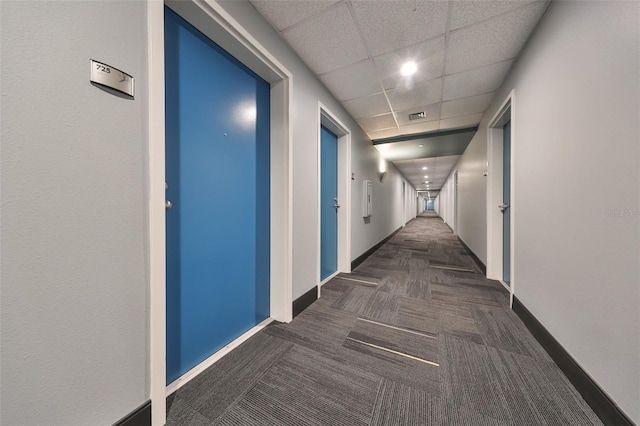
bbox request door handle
[498,203,509,213]
[333,198,340,209]
[165,182,172,210]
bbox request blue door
[502,121,511,285]
[165,7,270,384]
[320,126,338,281]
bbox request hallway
[165,213,601,425]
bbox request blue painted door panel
[503,121,511,285]
[320,126,338,281]
[165,7,270,384]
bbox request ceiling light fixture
[401,61,417,76]
[408,111,426,120]
[418,144,424,148]
[422,167,427,170]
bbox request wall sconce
[379,158,387,183]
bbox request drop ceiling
[249,0,549,193]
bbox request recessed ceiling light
[422,167,427,170]
[401,61,417,76]
[425,175,428,178]
[418,144,424,148]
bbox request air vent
[409,111,426,120]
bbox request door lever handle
[498,203,509,213]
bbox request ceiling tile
[357,113,397,132]
[342,92,391,119]
[249,0,340,31]
[387,78,442,111]
[441,93,494,119]
[350,0,449,57]
[443,61,511,101]
[445,1,549,74]
[373,36,445,90]
[395,103,440,126]
[439,113,484,130]
[320,60,383,101]
[282,3,368,74]
[449,1,537,31]
[392,154,462,191]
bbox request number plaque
[90,59,134,98]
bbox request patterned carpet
[166,212,602,425]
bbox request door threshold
[166,317,274,396]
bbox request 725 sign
[96,64,111,74]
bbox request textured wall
[502,2,639,420]
[0,2,149,424]
[437,127,489,263]
[442,1,639,421]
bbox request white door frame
[317,102,352,288]
[402,181,406,226]
[487,90,515,305]
[148,1,293,424]
[453,170,459,234]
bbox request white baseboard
[166,317,274,396]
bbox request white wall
[438,174,456,231]
[0,2,148,425]
[417,194,425,214]
[218,1,416,298]
[401,179,417,225]
[1,3,418,423]
[438,129,488,258]
[443,1,640,421]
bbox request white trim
[487,89,515,308]
[319,271,340,287]
[166,318,274,396]
[509,97,516,309]
[317,102,352,290]
[453,169,459,234]
[402,181,406,227]
[148,2,293,424]
[147,2,166,425]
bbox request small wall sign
[90,59,134,98]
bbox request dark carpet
[166,212,602,425]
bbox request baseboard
[457,237,486,275]
[166,318,273,395]
[512,297,635,426]
[443,221,454,234]
[113,401,151,426]
[351,226,402,270]
[292,285,318,318]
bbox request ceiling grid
[249,0,550,192]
